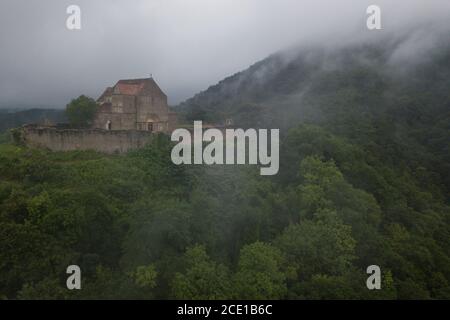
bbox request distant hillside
[179,36,450,131]
[179,35,450,191]
[0,108,66,133]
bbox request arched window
[106,120,112,130]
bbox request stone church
[93,77,177,133]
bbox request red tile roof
[97,78,167,101]
[116,82,145,95]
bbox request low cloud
[0,0,449,107]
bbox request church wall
[136,95,169,123]
[93,79,174,133]
[112,95,136,113]
[93,112,136,130]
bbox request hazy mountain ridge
[179,34,450,129]
[179,33,450,193]
[0,109,66,133]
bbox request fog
[0,0,449,107]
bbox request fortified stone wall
[20,125,154,154]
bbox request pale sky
[0,0,449,107]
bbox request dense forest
[1,35,450,299]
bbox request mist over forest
[1,2,450,300]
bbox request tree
[234,242,287,299]
[133,265,157,289]
[275,212,356,280]
[65,95,97,127]
[171,245,232,299]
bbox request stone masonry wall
[21,125,154,154]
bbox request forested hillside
[1,35,450,299]
[0,108,65,133]
[180,35,450,204]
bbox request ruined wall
[21,125,154,154]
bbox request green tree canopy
[171,245,232,299]
[234,242,287,299]
[65,95,97,127]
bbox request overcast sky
[0,0,449,107]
